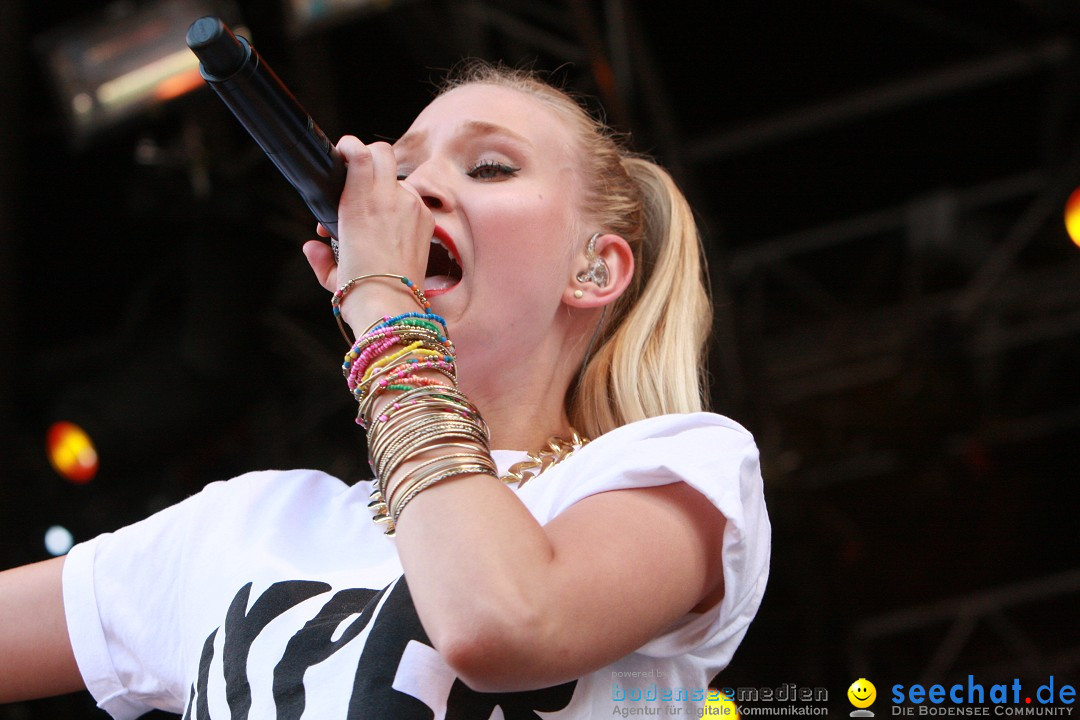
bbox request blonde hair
[441,62,713,438]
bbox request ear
[563,233,635,308]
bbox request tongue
[424,275,458,291]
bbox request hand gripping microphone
[186,17,346,250]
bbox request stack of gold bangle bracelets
[334,275,497,535]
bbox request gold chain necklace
[502,430,589,488]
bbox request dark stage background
[1,0,1078,717]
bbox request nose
[400,161,448,211]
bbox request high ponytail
[569,158,712,437]
[441,61,712,438]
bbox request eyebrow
[394,120,533,155]
[460,120,533,148]
[392,130,425,155]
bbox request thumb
[303,240,338,292]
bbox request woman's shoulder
[518,412,764,520]
[598,411,755,442]
[195,467,358,504]
[580,412,759,468]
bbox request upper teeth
[431,237,459,265]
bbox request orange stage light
[1064,187,1080,249]
[46,421,99,484]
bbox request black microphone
[186,17,346,248]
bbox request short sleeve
[512,413,771,673]
[62,487,208,718]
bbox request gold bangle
[390,462,498,527]
[373,420,489,482]
[372,411,483,474]
[371,420,489,496]
[333,273,429,344]
[384,451,494,509]
[379,441,490,489]
[373,413,484,478]
[365,387,487,450]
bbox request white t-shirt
[62,412,770,719]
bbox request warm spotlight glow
[153,68,205,102]
[45,525,75,556]
[1065,187,1080,249]
[46,421,99,483]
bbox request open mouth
[424,230,463,296]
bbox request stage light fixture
[36,0,244,144]
[285,0,408,35]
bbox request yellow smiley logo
[848,678,877,708]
